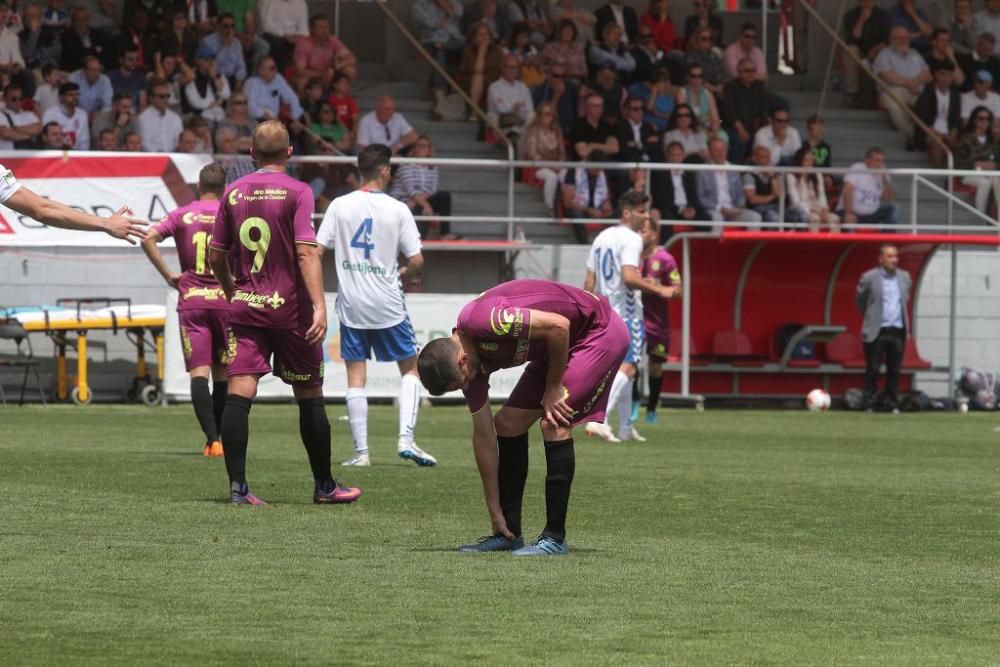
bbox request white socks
[398,374,421,445]
[603,371,631,427]
[346,387,368,453]
[616,374,633,434]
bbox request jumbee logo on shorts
[581,368,613,414]
[225,330,238,364]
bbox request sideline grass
[1,405,999,665]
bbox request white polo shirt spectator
[753,120,802,166]
[0,20,25,70]
[41,102,89,149]
[487,55,535,136]
[843,161,888,216]
[356,102,416,152]
[137,106,183,152]
[259,0,308,39]
[960,71,1000,122]
[0,105,39,150]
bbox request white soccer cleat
[341,451,371,467]
[397,439,438,467]
[617,426,647,442]
[585,422,621,443]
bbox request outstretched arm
[5,187,146,243]
[470,405,514,539]
[140,229,180,288]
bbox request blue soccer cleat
[630,400,641,424]
[398,439,438,467]
[644,411,658,424]
[511,534,569,556]
[458,534,525,553]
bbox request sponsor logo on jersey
[232,289,286,310]
[479,342,498,352]
[228,188,241,206]
[341,259,387,276]
[182,286,225,301]
[490,306,523,337]
[513,337,529,364]
[280,368,313,383]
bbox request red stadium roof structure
[659,230,1000,403]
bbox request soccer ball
[806,389,831,412]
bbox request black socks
[298,397,333,487]
[543,438,575,541]
[497,433,529,538]
[212,381,228,437]
[220,395,251,485]
[647,373,663,413]
[190,377,218,441]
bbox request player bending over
[583,191,674,443]
[418,279,628,556]
[142,163,230,457]
[0,162,145,242]
[207,120,360,506]
[639,217,681,423]
[317,143,436,468]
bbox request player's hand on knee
[542,386,574,427]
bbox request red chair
[668,329,708,366]
[825,332,867,368]
[712,330,767,366]
[952,176,977,195]
[902,338,932,369]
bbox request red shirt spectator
[641,0,677,52]
[327,73,358,130]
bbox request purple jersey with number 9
[153,200,228,311]
[210,169,317,329]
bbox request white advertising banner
[163,291,525,401]
[0,151,211,246]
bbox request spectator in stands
[43,0,69,30]
[463,0,508,42]
[307,101,353,154]
[961,70,1000,129]
[685,26,724,96]
[392,134,456,240]
[588,22,636,80]
[61,6,111,72]
[549,0,595,45]
[974,0,1000,53]
[329,72,358,133]
[109,47,147,109]
[651,140,704,238]
[96,127,117,150]
[742,145,784,224]
[82,0,118,33]
[839,146,899,229]
[571,92,619,160]
[753,107,801,166]
[519,101,565,214]
[119,6,152,71]
[300,77,325,125]
[629,66,678,132]
[39,119,62,148]
[412,0,464,94]
[581,62,626,125]
[137,77,183,152]
[32,64,60,114]
[787,146,840,232]
[722,57,769,162]
[219,93,254,152]
[176,128,200,153]
[662,103,708,160]
[958,32,1000,92]
[803,114,835,193]
[0,3,26,87]
[238,17,271,74]
[215,126,255,172]
[41,81,88,149]
[681,63,724,141]
[617,94,659,162]
[951,0,976,56]
[914,63,961,166]
[856,243,910,412]
[244,55,303,122]
[184,45,231,123]
[723,22,766,82]
[124,0,170,33]
[152,52,193,111]
[357,95,417,155]
[843,0,890,107]
[92,92,137,147]
[69,55,111,121]
[532,61,578,136]
[873,26,930,141]
[595,0,638,46]
[641,1,678,55]
[159,9,198,64]
[123,130,142,151]
[540,18,587,84]
[19,2,62,76]
[293,14,356,92]
[258,0,308,71]
[504,22,544,89]
[0,83,40,149]
[924,27,966,89]
[683,0,723,48]
[507,0,550,48]
[188,115,214,153]
[697,137,762,228]
[955,106,1000,212]
[457,21,502,117]
[487,53,534,140]
[632,23,667,86]
[887,0,932,52]
[203,12,248,88]
[562,149,614,243]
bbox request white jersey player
[317,143,437,467]
[582,192,672,443]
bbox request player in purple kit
[142,163,230,457]
[639,218,681,423]
[207,120,361,506]
[417,279,629,556]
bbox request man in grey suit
[856,243,911,411]
[696,138,763,229]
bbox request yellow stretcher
[12,299,166,405]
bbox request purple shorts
[505,310,629,426]
[178,309,229,372]
[226,323,324,387]
[646,330,671,362]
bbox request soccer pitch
[1,405,998,665]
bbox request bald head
[252,120,290,164]
[375,95,395,123]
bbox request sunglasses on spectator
[689,72,704,78]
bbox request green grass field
[1,405,999,665]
